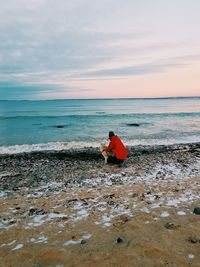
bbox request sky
[0,0,200,100]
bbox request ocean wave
[0,142,99,155]
[0,136,200,155]
[0,112,200,120]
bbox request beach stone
[55,125,65,128]
[0,171,20,179]
[193,207,200,215]
[103,193,115,199]
[126,123,140,127]
[107,200,115,206]
[164,222,180,230]
[28,208,46,216]
[116,237,123,244]
[119,215,129,223]
[188,237,200,244]
[8,219,17,225]
[131,192,138,198]
[81,239,87,244]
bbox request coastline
[0,142,200,266]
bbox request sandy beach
[0,143,200,267]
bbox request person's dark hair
[109,131,115,139]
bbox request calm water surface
[0,98,200,153]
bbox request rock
[119,215,129,223]
[28,208,46,216]
[55,125,65,128]
[193,207,200,215]
[164,222,181,230]
[0,171,20,179]
[107,200,115,206]
[188,237,200,244]
[103,193,115,199]
[81,239,87,244]
[126,123,140,127]
[8,219,17,225]
[116,237,123,244]
[131,193,138,198]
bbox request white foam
[0,141,99,155]
[48,213,68,219]
[34,235,48,243]
[82,233,92,240]
[96,206,106,212]
[7,240,16,246]
[0,219,17,229]
[166,199,181,207]
[64,240,81,246]
[1,136,200,155]
[96,214,116,227]
[26,215,46,228]
[102,215,111,223]
[140,207,150,214]
[12,244,23,251]
[0,191,8,198]
[103,222,112,227]
[71,209,89,222]
[150,203,162,209]
[177,211,186,216]
[160,211,170,217]
[188,254,195,259]
[73,202,84,210]
[76,209,88,219]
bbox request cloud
[81,53,200,79]
[0,0,200,99]
[0,81,93,100]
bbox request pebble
[193,207,200,215]
[80,239,87,244]
[188,237,200,244]
[164,222,181,230]
[28,208,46,216]
[116,237,123,244]
[119,215,129,223]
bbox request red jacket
[105,135,128,160]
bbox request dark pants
[107,156,124,165]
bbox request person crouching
[100,131,128,164]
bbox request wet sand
[0,143,200,267]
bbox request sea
[0,98,200,154]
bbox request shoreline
[1,140,200,156]
[0,142,199,196]
[0,142,200,266]
[1,141,200,157]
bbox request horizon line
[1,96,200,101]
